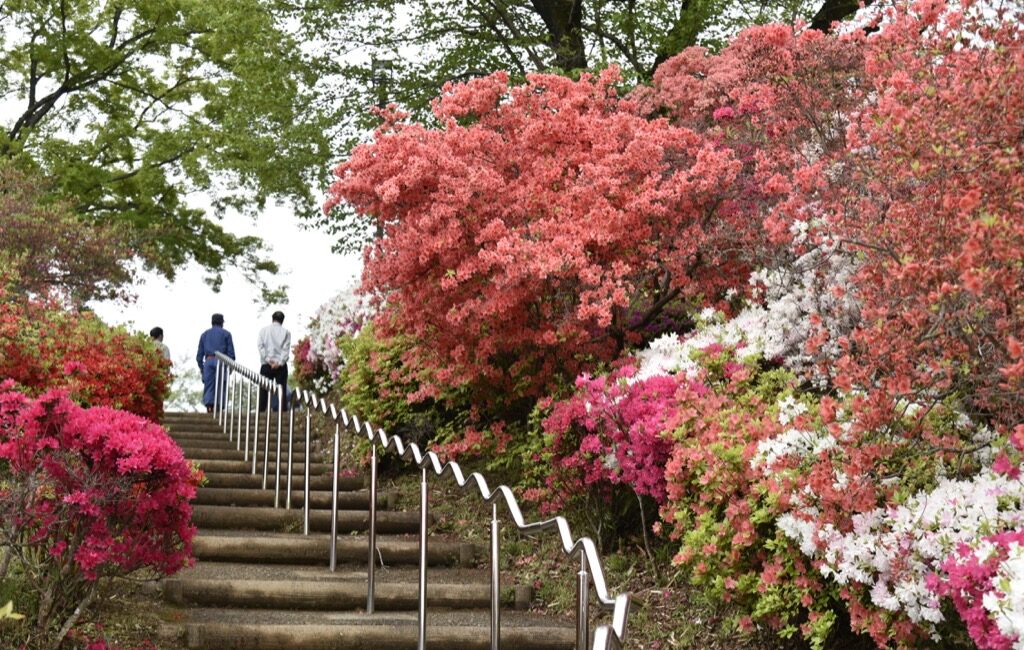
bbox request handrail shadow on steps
[207,352,631,650]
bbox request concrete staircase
[159,412,576,649]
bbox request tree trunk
[529,0,587,70]
[809,0,874,32]
[50,588,97,650]
[0,546,11,583]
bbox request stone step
[201,473,360,491]
[170,429,312,444]
[164,609,575,650]
[165,414,297,429]
[183,447,319,462]
[164,567,510,611]
[195,487,390,510]
[192,505,425,534]
[192,460,334,475]
[164,421,234,431]
[172,436,268,450]
[193,532,472,567]
[168,429,301,443]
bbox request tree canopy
[304,0,869,119]
[0,0,337,291]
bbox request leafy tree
[0,163,133,304]
[0,0,336,290]
[304,0,870,120]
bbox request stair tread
[174,606,572,628]
[170,562,486,584]
[192,505,414,517]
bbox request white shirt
[257,322,291,366]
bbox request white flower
[751,428,836,472]
[781,466,1024,634]
[306,283,376,382]
[777,395,808,425]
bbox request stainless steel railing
[210,352,631,650]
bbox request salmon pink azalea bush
[326,67,753,404]
[0,385,200,643]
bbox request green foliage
[333,324,471,451]
[0,0,336,287]
[0,163,133,304]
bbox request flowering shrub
[933,531,1024,650]
[326,66,761,404]
[538,367,681,513]
[292,286,374,394]
[291,336,327,393]
[322,1,1024,648]
[0,385,200,646]
[0,295,169,420]
[313,286,373,375]
[537,315,843,641]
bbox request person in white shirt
[257,311,291,411]
[150,326,171,362]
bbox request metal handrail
[210,352,631,650]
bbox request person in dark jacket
[196,313,235,413]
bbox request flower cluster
[0,294,169,420]
[538,367,682,513]
[770,465,1024,641]
[294,285,374,391]
[932,530,1024,650]
[0,385,200,641]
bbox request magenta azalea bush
[931,530,1024,650]
[0,383,201,645]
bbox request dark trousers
[202,359,227,409]
[259,363,289,411]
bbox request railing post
[243,379,252,456]
[226,374,235,440]
[367,438,378,614]
[262,383,271,489]
[303,404,311,535]
[274,384,283,508]
[213,361,221,420]
[577,553,590,650]
[418,467,428,650]
[286,406,294,510]
[329,419,340,571]
[235,376,243,448]
[490,501,500,650]
[251,381,260,472]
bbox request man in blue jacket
[196,313,235,413]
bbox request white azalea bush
[293,285,375,392]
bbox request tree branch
[809,0,874,32]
